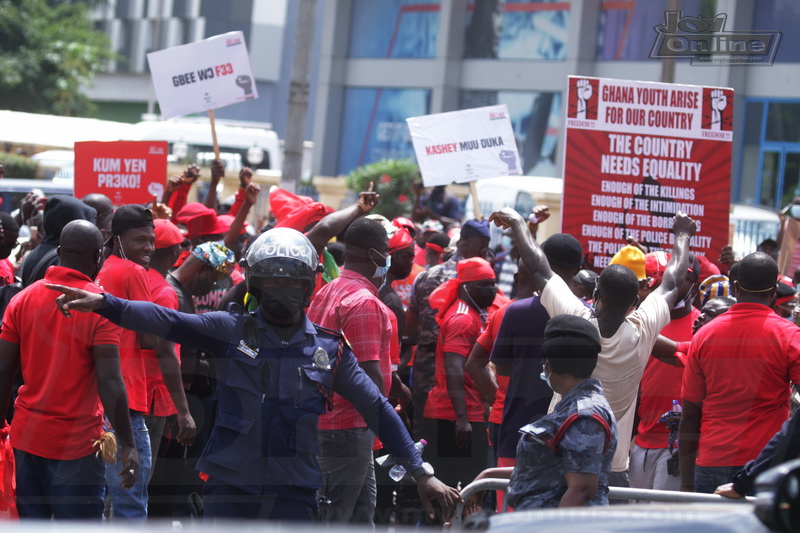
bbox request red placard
[562,77,732,270]
[74,141,168,206]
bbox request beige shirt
[541,275,670,472]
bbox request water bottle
[387,439,427,482]
[672,399,682,413]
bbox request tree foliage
[346,159,419,221]
[0,0,113,116]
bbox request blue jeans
[14,449,105,520]
[103,412,152,520]
[317,427,376,524]
[695,465,743,494]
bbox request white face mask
[790,204,800,220]
[540,362,553,391]
[370,249,391,278]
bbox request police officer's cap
[544,314,601,353]
[244,227,320,280]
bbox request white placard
[406,105,522,186]
[147,32,258,119]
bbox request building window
[347,0,440,59]
[464,0,570,60]
[337,88,431,175]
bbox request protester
[679,252,800,493]
[0,221,137,520]
[307,218,397,524]
[19,195,96,287]
[407,219,490,437]
[0,213,20,285]
[491,207,695,490]
[46,227,460,522]
[422,257,496,490]
[630,251,700,492]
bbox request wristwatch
[410,461,435,481]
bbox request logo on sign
[650,11,781,65]
[149,146,165,155]
[489,112,507,120]
[226,36,242,47]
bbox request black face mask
[470,286,497,309]
[261,286,306,320]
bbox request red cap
[645,251,671,288]
[154,219,184,249]
[269,187,328,232]
[392,217,416,234]
[389,227,414,254]
[217,214,248,236]
[175,203,230,239]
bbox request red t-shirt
[307,269,394,430]
[635,307,699,449]
[424,299,485,422]
[3,266,120,460]
[0,258,14,285]
[683,302,800,466]
[144,268,179,417]
[96,255,152,413]
[477,301,511,425]
[391,263,425,310]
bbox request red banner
[562,76,732,270]
[74,141,168,206]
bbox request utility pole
[281,0,316,194]
[660,0,681,83]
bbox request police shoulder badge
[314,347,330,370]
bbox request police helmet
[243,227,320,288]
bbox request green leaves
[0,0,113,116]
[346,159,419,220]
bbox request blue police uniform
[506,378,617,510]
[95,294,424,520]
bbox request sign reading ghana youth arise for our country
[562,76,733,269]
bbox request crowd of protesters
[1,161,799,526]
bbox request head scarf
[192,242,235,277]
[429,257,495,324]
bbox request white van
[465,175,564,244]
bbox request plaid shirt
[307,269,394,430]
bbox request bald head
[60,220,104,255]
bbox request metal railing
[450,478,756,530]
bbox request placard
[562,76,733,269]
[407,105,522,186]
[74,141,168,206]
[147,31,258,119]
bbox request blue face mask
[370,249,391,278]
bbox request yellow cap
[609,245,647,280]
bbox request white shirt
[541,275,670,472]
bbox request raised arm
[305,182,379,255]
[489,208,554,292]
[651,212,697,307]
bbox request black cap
[544,314,601,352]
[108,205,154,244]
[542,233,583,269]
[573,269,599,293]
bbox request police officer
[468,314,617,510]
[47,227,460,522]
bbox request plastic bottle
[672,399,682,413]
[387,439,427,482]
